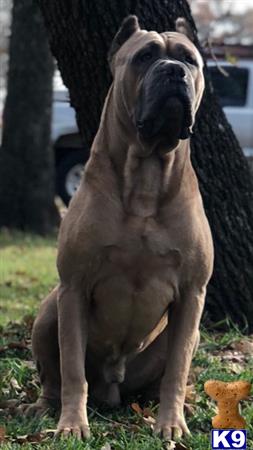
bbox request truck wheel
[56,151,87,206]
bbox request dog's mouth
[135,89,193,144]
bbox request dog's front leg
[155,286,206,441]
[56,284,90,439]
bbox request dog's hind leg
[19,287,61,417]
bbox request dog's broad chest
[88,214,181,355]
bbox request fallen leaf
[185,385,197,403]
[43,429,57,438]
[22,360,35,370]
[131,402,143,415]
[16,432,44,444]
[142,415,156,426]
[8,341,28,350]
[15,270,26,276]
[23,387,38,403]
[175,443,190,450]
[233,340,253,355]
[101,444,111,450]
[0,399,19,409]
[23,315,35,331]
[0,341,29,355]
[2,388,10,396]
[226,362,244,374]
[165,440,190,450]
[221,350,244,363]
[165,440,176,450]
[188,366,203,384]
[143,407,155,418]
[15,435,28,444]
[10,378,21,391]
[0,346,7,353]
[0,426,6,442]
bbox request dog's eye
[184,54,197,66]
[140,51,153,63]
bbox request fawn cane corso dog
[22,16,213,441]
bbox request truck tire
[56,150,88,206]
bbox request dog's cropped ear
[108,15,140,72]
[175,17,195,42]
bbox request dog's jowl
[22,15,213,441]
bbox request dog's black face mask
[131,31,204,154]
[135,57,195,144]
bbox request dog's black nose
[166,63,186,79]
[157,60,186,79]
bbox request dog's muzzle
[135,59,194,142]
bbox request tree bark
[38,0,253,331]
[0,0,59,234]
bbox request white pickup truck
[208,60,253,158]
[52,61,253,205]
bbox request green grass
[0,230,252,449]
[0,230,58,325]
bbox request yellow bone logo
[204,380,251,429]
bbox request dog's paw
[154,414,190,441]
[56,416,90,440]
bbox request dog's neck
[91,86,198,216]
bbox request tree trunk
[0,0,59,234]
[38,0,253,331]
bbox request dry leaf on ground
[101,443,111,450]
[131,402,143,415]
[165,440,177,450]
[0,426,6,443]
[142,415,156,426]
[10,378,21,391]
[14,432,45,444]
[0,399,19,409]
[185,385,197,403]
[232,339,253,355]
[188,366,203,384]
[130,402,156,428]
[142,407,155,418]
[226,362,245,374]
[43,429,57,438]
[175,443,190,450]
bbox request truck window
[209,66,249,107]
